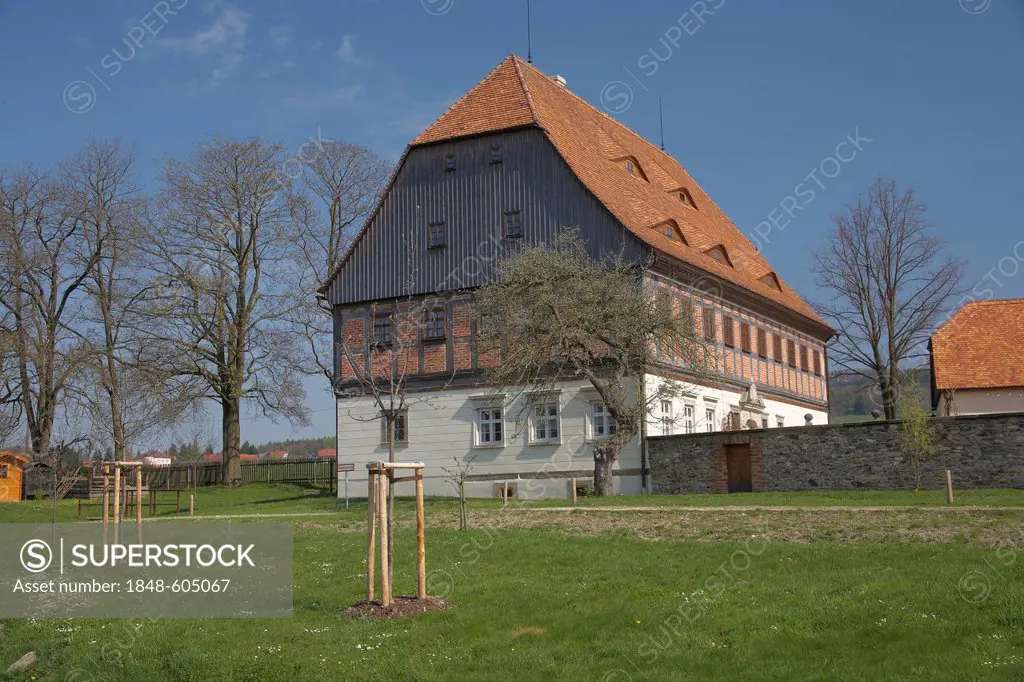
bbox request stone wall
[647,412,1024,494]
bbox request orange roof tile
[412,56,828,332]
[931,299,1024,390]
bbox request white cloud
[269,24,291,48]
[310,40,323,52]
[335,35,362,65]
[160,7,249,86]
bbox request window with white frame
[660,399,672,435]
[776,416,784,428]
[476,407,504,446]
[531,403,560,443]
[705,408,716,433]
[683,404,695,434]
[590,402,618,440]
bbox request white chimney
[553,75,567,88]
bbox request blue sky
[1,0,1022,447]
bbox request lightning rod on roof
[659,97,665,151]
[527,0,533,63]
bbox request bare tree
[336,289,458,588]
[144,138,310,485]
[813,179,963,419]
[0,166,100,458]
[65,140,192,460]
[0,306,22,444]
[474,230,710,496]
[291,140,390,385]
[441,454,475,531]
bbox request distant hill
[248,436,335,459]
[829,367,930,418]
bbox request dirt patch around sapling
[344,596,450,620]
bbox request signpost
[337,462,355,509]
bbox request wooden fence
[70,458,338,498]
[241,458,337,485]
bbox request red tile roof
[932,299,1024,390]
[412,56,829,332]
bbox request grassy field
[535,487,1024,508]
[2,485,1024,680]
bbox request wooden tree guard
[366,461,427,607]
[102,461,144,526]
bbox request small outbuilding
[0,452,30,502]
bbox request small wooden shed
[0,452,30,503]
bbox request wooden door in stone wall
[725,444,753,493]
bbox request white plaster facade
[936,389,1024,417]
[336,374,828,500]
[336,378,643,500]
[644,374,827,436]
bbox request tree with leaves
[475,230,709,496]
[813,179,962,420]
[897,383,933,490]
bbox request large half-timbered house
[323,56,834,498]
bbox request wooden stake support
[416,469,426,599]
[946,469,954,505]
[112,465,121,524]
[135,467,143,524]
[100,461,144,526]
[367,474,376,601]
[365,461,428,607]
[102,464,110,524]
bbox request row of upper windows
[444,144,504,172]
[427,211,522,250]
[371,307,447,346]
[701,309,822,376]
[380,401,618,448]
[380,398,797,447]
[621,157,697,209]
[658,399,788,435]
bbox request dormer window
[490,144,502,165]
[445,153,456,172]
[759,272,782,291]
[704,245,733,267]
[618,156,647,181]
[504,210,522,238]
[673,188,696,208]
[653,220,686,245]
[428,221,446,249]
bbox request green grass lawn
[536,486,1024,508]
[2,486,1024,680]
